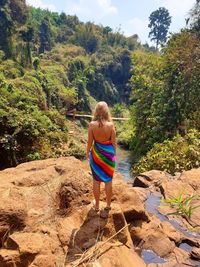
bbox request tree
[148,7,171,48]
[73,23,100,53]
[19,26,34,67]
[39,17,53,54]
[190,0,200,35]
[0,1,14,57]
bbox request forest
[0,0,200,175]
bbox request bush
[132,129,200,175]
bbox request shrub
[132,129,200,175]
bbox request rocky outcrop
[0,157,148,267]
[0,158,200,266]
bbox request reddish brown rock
[142,232,176,257]
[29,254,56,267]
[133,170,169,188]
[0,249,20,267]
[190,247,200,260]
[0,158,200,267]
[94,242,146,267]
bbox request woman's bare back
[90,120,114,142]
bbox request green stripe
[93,144,115,168]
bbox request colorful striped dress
[89,140,116,182]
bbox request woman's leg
[105,181,112,208]
[93,180,100,210]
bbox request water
[145,193,167,222]
[141,250,166,264]
[116,148,167,264]
[116,145,133,181]
[116,149,200,266]
[145,194,200,239]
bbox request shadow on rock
[66,207,110,263]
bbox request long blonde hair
[93,101,112,126]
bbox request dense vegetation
[0,0,200,175]
[0,0,143,169]
[130,0,200,174]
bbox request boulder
[133,170,169,188]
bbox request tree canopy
[148,7,171,48]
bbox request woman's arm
[111,124,117,154]
[86,123,94,159]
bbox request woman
[86,101,116,212]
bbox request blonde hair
[93,101,112,126]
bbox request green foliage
[64,139,85,159]
[132,129,200,175]
[163,191,200,219]
[159,31,200,135]
[39,17,53,53]
[117,120,134,149]
[190,0,200,35]
[130,50,164,154]
[148,7,171,48]
[73,23,100,53]
[0,59,75,169]
[112,103,124,117]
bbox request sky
[26,0,196,44]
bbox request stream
[116,145,133,181]
[117,146,200,266]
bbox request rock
[66,202,133,262]
[190,247,200,260]
[142,232,176,257]
[160,222,183,243]
[0,187,27,247]
[133,175,151,188]
[180,168,200,191]
[112,174,149,221]
[29,254,57,267]
[133,187,150,203]
[7,232,57,255]
[97,242,146,267]
[0,158,199,266]
[133,170,169,188]
[0,249,20,267]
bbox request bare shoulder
[105,121,115,128]
[89,121,97,127]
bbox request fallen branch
[71,223,130,267]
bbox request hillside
[1,0,200,176]
[0,1,144,169]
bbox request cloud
[124,17,149,43]
[26,0,56,11]
[65,0,118,20]
[154,0,196,17]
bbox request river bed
[116,146,200,266]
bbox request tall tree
[190,0,200,35]
[0,0,14,58]
[0,0,27,58]
[148,7,171,48]
[39,17,53,54]
[19,26,34,67]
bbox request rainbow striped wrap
[89,140,116,182]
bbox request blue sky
[26,0,196,44]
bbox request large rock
[133,170,170,189]
[0,158,200,267]
[97,242,146,267]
